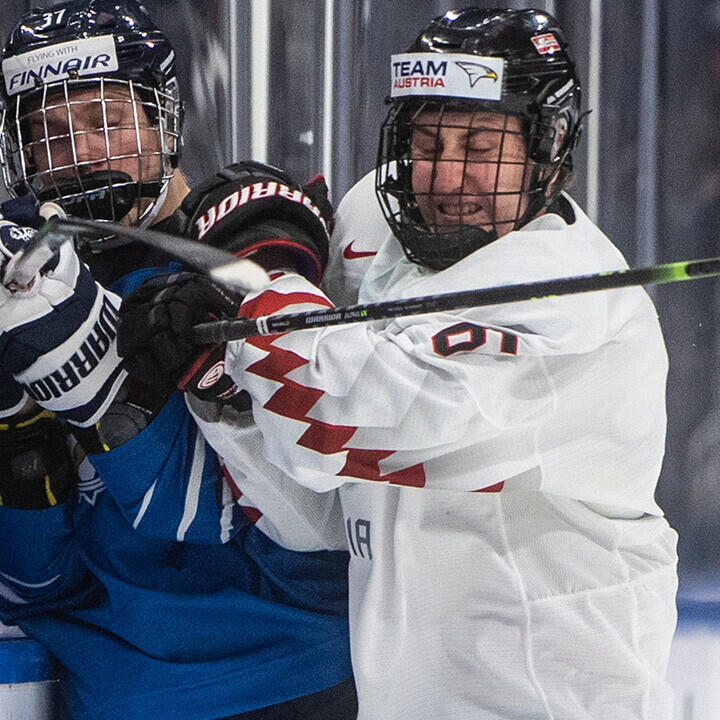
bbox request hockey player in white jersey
[119,7,678,719]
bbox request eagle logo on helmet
[454,61,499,88]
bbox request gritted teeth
[437,201,483,216]
[460,202,482,215]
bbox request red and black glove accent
[170,161,332,284]
[117,272,243,400]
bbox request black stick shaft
[192,256,720,343]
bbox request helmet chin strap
[36,170,164,250]
[137,176,171,229]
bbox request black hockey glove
[169,161,332,283]
[0,409,76,509]
[117,272,244,401]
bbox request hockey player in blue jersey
[0,2,355,719]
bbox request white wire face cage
[0,77,182,227]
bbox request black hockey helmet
[0,0,183,228]
[376,7,584,270]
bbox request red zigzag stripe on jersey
[221,464,263,523]
[240,289,426,487]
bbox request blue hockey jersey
[0,262,351,720]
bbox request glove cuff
[230,220,324,283]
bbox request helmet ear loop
[127,80,153,224]
[513,160,563,230]
[537,117,586,210]
[167,98,185,170]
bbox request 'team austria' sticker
[390,53,504,101]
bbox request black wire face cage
[376,100,570,271]
[0,77,182,226]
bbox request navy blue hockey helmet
[376,7,584,270]
[0,0,183,227]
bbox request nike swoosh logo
[343,240,377,260]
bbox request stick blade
[210,258,270,292]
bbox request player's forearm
[190,405,347,551]
[225,273,553,492]
[0,396,90,606]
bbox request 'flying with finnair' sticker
[2,35,119,96]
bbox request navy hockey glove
[0,370,28,419]
[0,196,63,230]
[117,271,243,401]
[169,161,331,283]
[0,220,125,427]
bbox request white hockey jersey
[221,171,678,720]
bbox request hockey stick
[192,256,720,343]
[3,215,270,292]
